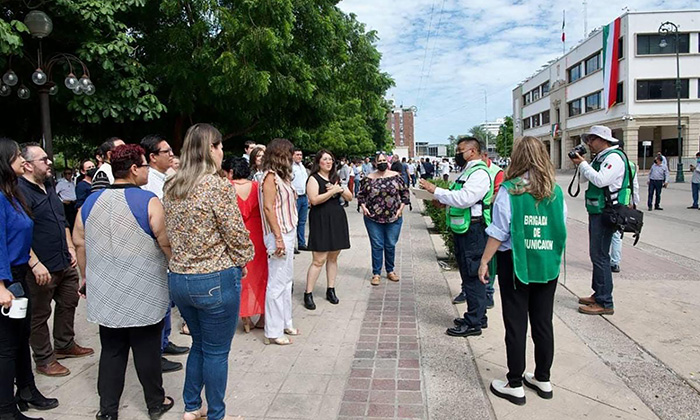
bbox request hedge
[422,179,455,261]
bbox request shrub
[422,179,455,261]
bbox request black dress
[307,173,351,252]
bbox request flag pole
[562,10,566,55]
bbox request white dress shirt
[56,178,77,201]
[578,145,626,192]
[141,167,167,200]
[291,162,308,195]
[433,160,490,216]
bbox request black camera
[568,144,587,159]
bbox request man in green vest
[569,125,628,315]
[420,137,493,337]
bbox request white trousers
[264,230,296,339]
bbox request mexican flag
[603,17,622,109]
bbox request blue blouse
[1,193,34,282]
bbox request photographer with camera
[569,125,631,316]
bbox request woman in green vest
[477,136,567,405]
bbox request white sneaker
[490,379,526,405]
[523,372,553,399]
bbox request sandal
[264,336,292,345]
[182,408,207,420]
[370,275,381,286]
[284,328,300,336]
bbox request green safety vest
[486,162,503,191]
[446,160,494,234]
[503,179,567,284]
[584,149,634,214]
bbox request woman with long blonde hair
[163,123,254,420]
[477,136,567,405]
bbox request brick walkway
[339,217,428,419]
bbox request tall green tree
[446,134,456,156]
[467,125,495,149]
[495,116,514,157]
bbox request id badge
[451,217,465,226]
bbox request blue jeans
[610,230,622,266]
[692,182,699,208]
[364,217,403,275]
[161,305,171,352]
[169,267,242,420]
[647,179,663,209]
[454,222,488,328]
[588,214,614,308]
[296,195,309,248]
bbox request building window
[568,99,582,117]
[585,91,602,112]
[523,118,531,130]
[555,108,560,123]
[532,89,540,101]
[523,92,531,105]
[585,53,601,75]
[541,110,550,125]
[637,33,690,55]
[616,82,624,103]
[532,114,540,127]
[637,79,690,100]
[618,36,624,58]
[541,81,550,96]
[568,64,581,83]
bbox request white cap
[582,125,619,144]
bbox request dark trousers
[98,320,165,416]
[588,214,615,308]
[63,202,77,232]
[296,195,309,248]
[161,305,172,352]
[692,182,699,208]
[454,221,487,328]
[25,266,79,366]
[647,179,663,209]
[0,266,35,415]
[497,251,557,388]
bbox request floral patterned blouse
[357,175,410,224]
[164,174,254,274]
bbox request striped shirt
[261,170,298,236]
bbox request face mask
[377,162,388,172]
[455,151,467,168]
[696,159,700,164]
[86,168,98,178]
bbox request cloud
[338,0,698,144]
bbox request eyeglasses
[28,156,50,164]
[156,148,173,155]
[136,163,150,168]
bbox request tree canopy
[0,0,394,157]
[495,116,514,157]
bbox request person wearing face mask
[75,159,96,210]
[570,125,632,316]
[419,137,494,337]
[357,153,410,286]
[689,152,700,209]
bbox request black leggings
[0,265,34,415]
[497,251,557,388]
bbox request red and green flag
[603,17,622,110]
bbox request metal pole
[675,30,684,182]
[38,86,53,160]
[643,145,647,171]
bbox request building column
[561,132,575,170]
[686,114,700,159]
[622,125,639,165]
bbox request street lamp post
[0,10,95,160]
[658,21,684,182]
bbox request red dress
[233,180,267,317]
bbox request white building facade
[513,10,700,170]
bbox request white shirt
[407,163,416,175]
[291,162,308,195]
[439,162,450,176]
[141,167,167,200]
[433,160,490,216]
[56,178,76,201]
[486,184,568,251]
[578,145,626,192]
[243,153,250,162]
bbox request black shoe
[655,207,663,210]
[452,292,466,304]
[1,411,44,420]
[161,357,182,373]
[688,206,698,209]
[326,288,339,305]
[304,292,316,310]
[446,324,482,337]
[486,296,495,310]
[453,318,488,329]
[148,396,174,420]
[298,245,308,251]
[647,207,652,211]
[16,386,58,411]
[95,413,117,420]
[163,342,189,355]
[294,249,300,255]
[611,265,620,273]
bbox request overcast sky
[338,0,698,144]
